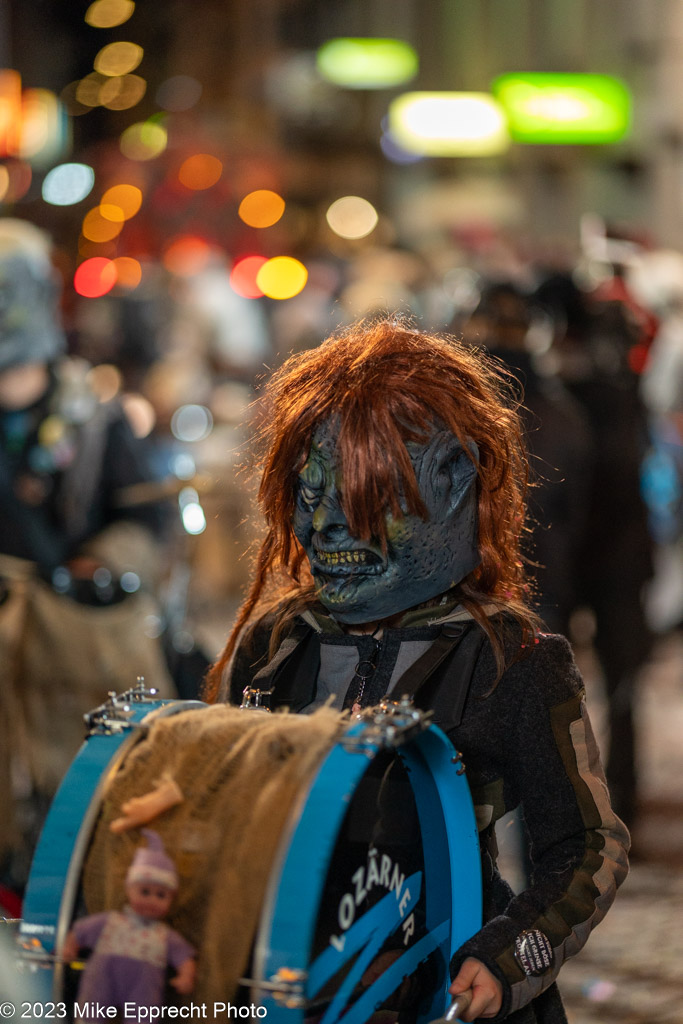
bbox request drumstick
[428,990,473,1023]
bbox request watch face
[292,418,479,625]
[514,929,555,977]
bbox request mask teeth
[319,549,368,566]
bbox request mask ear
[446,439,478,513]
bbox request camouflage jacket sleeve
[449,632,630,1020]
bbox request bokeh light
[326,196,379,239]
[100,183,142,219]
[94,41,144,77]
[0,69,22,156]
[78,237,118,260]
[75,73,107,108]
[0,160,32,202]
[256,256,308,300]
[162,235,213,276]
[379,130,424,164]
[59,81,91,117]
[178,154,223,191]
[87,363,122,402]
[0,166,9,202]
[74,257,118,298]
[42,163,95,206]
[82,207,124,243]
[156,75,202,112]
[19,89,67,164]
[99,74,146,110]
[121,393,156,437]
[316,38,418,89]
[171,405,213,443]
[85,0,135,29]
[492,73,631,144]
[238,189,285,228]
[120,120,167,160]
[388,92,510,156]
[229,255,267,298]
[112,256,142,289]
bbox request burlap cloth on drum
[82,704,346,1004]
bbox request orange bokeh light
[162,235,212,277]
[113,256,142,289]
[178,154,223,191]
[74,257,118,297]
[230,255,267,298]
[101,183,143,220]
[238,189,285,228]
[82,207,124,242]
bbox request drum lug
[83,678,161,735]
[341,697,431,753]
[240,685,274,711]
[239,967,307,1007]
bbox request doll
[63,830,196,1013]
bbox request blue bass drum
[18,693,481,1024]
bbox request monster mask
[292,419,479,625]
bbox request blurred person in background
[628,250,683,635]
[533,269,654,831]
[461,281,594,636]
[0,219,175,901]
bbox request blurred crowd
[1,211,682,911]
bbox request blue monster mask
[292,419,480,625]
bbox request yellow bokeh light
[178,154,223,191]
[326,196,379,240]
[238,189,285,228]
[76,73,107,108]
[99,74,146,110]
[0,166,10,202]
[82,207,124,243]
[120,121,167,161]
[85,0,135,29]
[256,256,308,300]
[113,256,142,289]
[389,92,509,156]
[101,183,142,219]
[94,41,143,78]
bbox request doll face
[292,419,479,624]
[126,880,175,920]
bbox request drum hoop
[251,719,481,1023]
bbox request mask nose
[312,486,351,538]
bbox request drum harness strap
[246,617,499,871]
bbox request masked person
[0,219,174,898]
[205,319,629,1024]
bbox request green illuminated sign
[317,38,418,89]
[492,73,631,143]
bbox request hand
[449,958,503,1021]
[170,957,196,995]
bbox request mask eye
[298,482,319,509]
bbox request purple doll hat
[126,829,179,891]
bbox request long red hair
[204,318,537,700]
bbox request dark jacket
[223,606,630,1024]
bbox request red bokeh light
[229,255,267,298]
[73,257,117,298]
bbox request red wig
[205,318,536,700]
